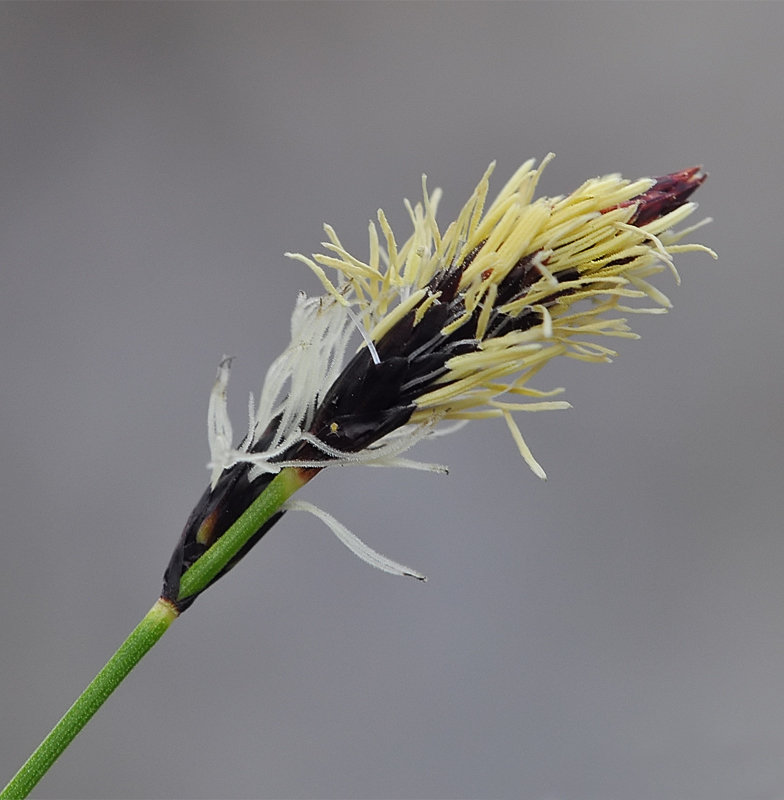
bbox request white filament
[284,499,426,580]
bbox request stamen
[502,410,547,480]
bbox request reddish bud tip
[606,167,708,227]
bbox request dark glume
[162,417,284,611]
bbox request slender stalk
[177,466,308,603]
[0,599,178,800]
[1,466,309,799]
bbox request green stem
[0,598,178,800]
[176,467,307,603]
[2,466,310,799]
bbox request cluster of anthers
[164,155,713,607]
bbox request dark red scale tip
[604,166,707,227]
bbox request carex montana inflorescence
[163,155,713,610]
[1,155,715,800]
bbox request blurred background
[1,4,782,799]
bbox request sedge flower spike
[163,156,714,610]
[0,157,715,800]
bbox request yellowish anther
[503,411,547,480]
[285,253,349,306]
[474,283,498,341]
[368,220,380,274]
[421,175,442,251]
[377,209,399,280]
[369,288,427,344]
[465,161,496,242]
[414,291,442,326]
[440,309,473,337]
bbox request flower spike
[1,157,715,800]
[163,156,714,608]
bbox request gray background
[1,3,782,799]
